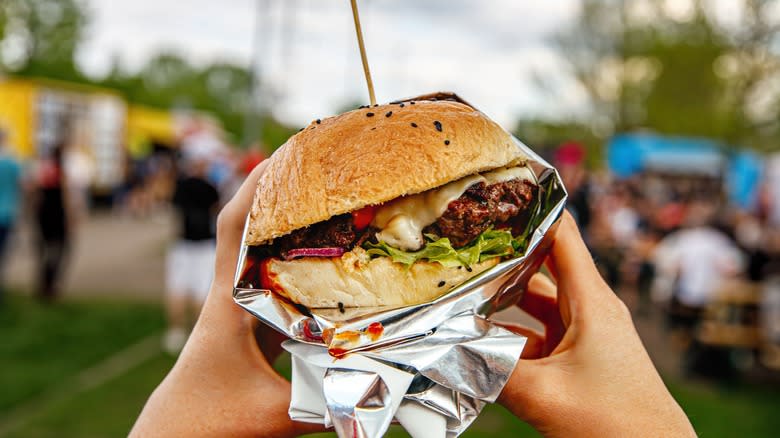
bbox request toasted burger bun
[246,98,527,245]
[264,248,500,308]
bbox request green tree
[640,4,733,139]
[195,63,253,137]
[550,0,780,150]
[717,0,780,150]
[104,53,294,148]
[0,0,89,81]
[0,0,296,148]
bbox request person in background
[633,223,662,317]
[240,143,265,177]
[0,129,22,299]
[207,146,241,206]
[554,141,591,231]
[63,143,95,223]
[164,153,220,354]
[653,200,744,374]
[32,142,73,302]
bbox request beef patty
[274,177,537,258]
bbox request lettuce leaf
[363,228,523,268]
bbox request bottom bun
[265,247,499,308]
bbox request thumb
[498,358,565,427]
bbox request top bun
[246,97,526,245]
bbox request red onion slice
[284,247,346,260]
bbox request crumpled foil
[233,92,567,437]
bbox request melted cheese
[372,166,533,251]
[483,166,535,185]
[373,174,485,250]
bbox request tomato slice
[351,205,377,230]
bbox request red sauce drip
[328,347,349,358]
[366,322,384,341]
[301,321,323,342]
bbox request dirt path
[4,210,174,300]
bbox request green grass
[670,380,780,437]
[0,293,165,412]
[1,294,778,437]
[8,354,175,438]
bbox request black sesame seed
[338,302,345,313]
[366,112,375,117]
[444,140,450,145]
[411,122,418,128]
[316,119,321,124]
[466,266,473,272]
[410,101,415,105]
[434,121,442,132]
[385,111,393,117]
[438,281,446,287]
[373,104,378,107]
[399,103,405,108]
[457,266,462,270]
[371,127,376,130]
[298,128,304,132]
[359,105,368,109]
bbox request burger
[244,97,538,309]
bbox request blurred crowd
[0,121,264,353]
[557,142,780,377]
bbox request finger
[548,211,602,284]
[498,358,548,423]
[221,161,269,229]
[543,256,558,283]
[197,162,270,333]
[518,273,558,323]
[546,211,611,318]
[294,421,329,436]
[518,273,567,352]
[213,161,270,287]
[497,322,546,360]
[255,323,288,365]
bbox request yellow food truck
[0,76,232,206]
[0,76,127,193]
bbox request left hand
[130,162,324,438]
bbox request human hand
[498,212,695,437]
[130,162,323,438]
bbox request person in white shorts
[165,155,219,354]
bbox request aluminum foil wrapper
[233,92,567,437]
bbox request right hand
[498,212,695,437]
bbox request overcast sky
[76,0,740,128]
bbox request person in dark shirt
[165,156,219,353]
[32,143,73,302]
[172,172,219,241]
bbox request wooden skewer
[350,0,376,106]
